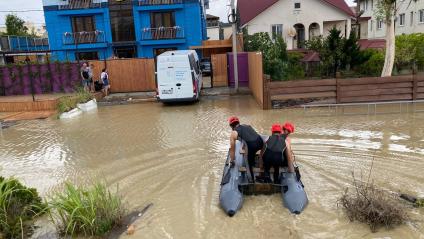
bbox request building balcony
[63,30,105,45]
[141,27,184,40]
[58,0,102,10]
[137,0,184,6]
[0,36,49,52]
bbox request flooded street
[1,95,424,238]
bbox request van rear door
[157,57,177,100]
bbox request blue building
[42,0,207,61]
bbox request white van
[156,50,202,103]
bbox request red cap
[282,122,295,133]
[271,124,282,133]
[228,116,240,125]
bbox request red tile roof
[321,0,355,17]
[238,0,354,26]
[358,39,386,50]
[238,0,279,26]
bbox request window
[271,24,283,40]
[294,2,301,9]
[377,19,383,29]
[370,20,373,31]
[71,16,95,32]
[410,11,414,26]
[76,51,98,61]
[154,48,177,58]
[371,0,373,10]
[399,13,405,26]
[109,0,135,42]
[114,46,137,58]
[151,12,176,28]
[420,9,424,23]
[365,0,368,10]
[188,54,200,75]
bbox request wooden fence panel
[90,58,155,93]
[271,91,336,101]
[338,75,411,85]
[269,79,336,88]
[248,52,264,108]
[265,74,423,107]
[270,85,336,95]
[211,54,228,87]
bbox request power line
[0,10,44,13]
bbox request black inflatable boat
[219,140,308,216]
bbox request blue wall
[44,1,206,61]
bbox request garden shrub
[355,50,385,77]
[49,181,125,237]
[0,176,47,239]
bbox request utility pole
[230,0,238,92]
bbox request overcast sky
[0,0,356,26]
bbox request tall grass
[0,177,47,239]
[49,181,125,237]
[57,87,93,114]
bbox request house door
[294,23,305,49]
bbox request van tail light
[193,79,197,95]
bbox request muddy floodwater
[1,96,424,238]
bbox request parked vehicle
[200,57,211,75]
[156,50,203,103]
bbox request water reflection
[0,96,423,238]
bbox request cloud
[0,0,44,26]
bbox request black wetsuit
[263,133,287,183]
[234,124,263,181]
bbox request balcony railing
[58,0,102,10]
[63,30,105,45]
[0,36,49,52]
[138,0,184,5]
[141,27,184,40]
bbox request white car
[156,50,202,103]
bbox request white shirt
[100,72,108,83]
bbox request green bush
[283,52,305,80]
[0,177,47,239]
[57,87,93,114]
[356,50,385,77]
[395,33,424,70]
[57,97,77,114]
[49,181,125,237]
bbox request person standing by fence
[101,68,110,96]
[80,63,90,92]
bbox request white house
[357,0,424,40]
[238,0,354,50]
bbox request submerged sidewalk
[98,87,252,106]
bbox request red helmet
[228,116,240,125]
[271,124,282,133]
[282,122,295,133]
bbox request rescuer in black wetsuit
[261,123,295,183]
[228,116,263,182]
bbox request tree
[306,27,346,77]
[5,14,28,36]
[375,0,396,77]
[375,0,420,76]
